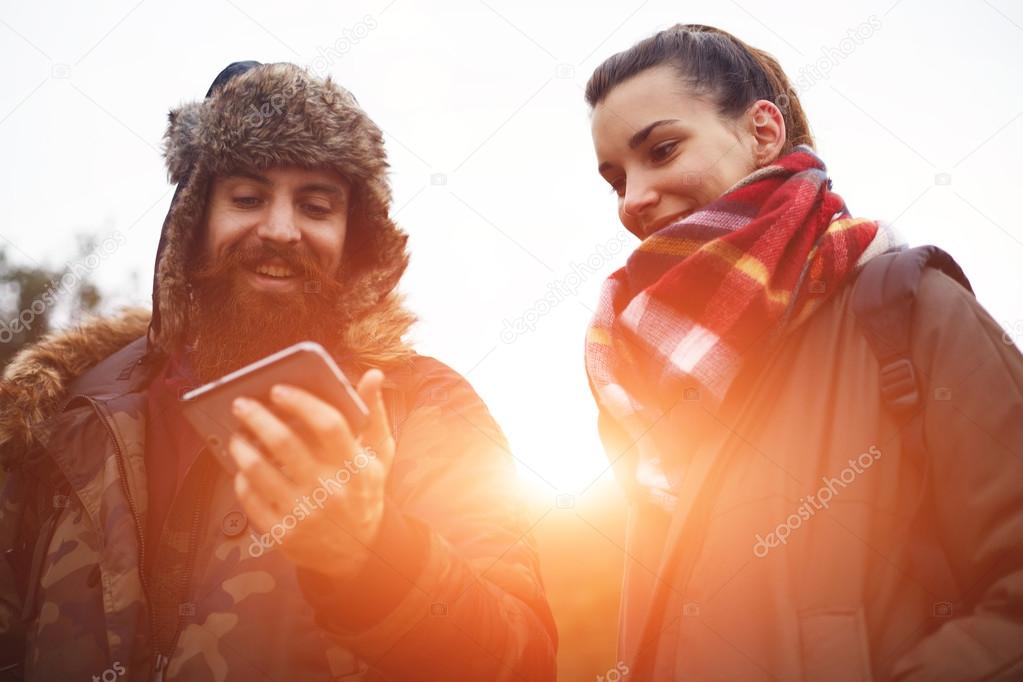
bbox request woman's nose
[622,182,658,217]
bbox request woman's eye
[650,141,678,162]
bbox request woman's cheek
[618,206,641,234]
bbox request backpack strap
[851,245,972,413]
[850,244,972,600]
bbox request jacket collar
[0,309,153,469]
[0,291,416,470]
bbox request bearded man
[0,61,556,682]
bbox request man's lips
[251,263,295,278]
[243,258,298,279]
[243,269,302,293]
[234,258,305,291]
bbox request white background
[2,0,1021,496]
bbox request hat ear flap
[163,102,202,185]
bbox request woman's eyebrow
[598,118,683,175]
[629,119,680,149]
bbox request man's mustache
[191,242,328,283]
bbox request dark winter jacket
[603,267,1023,680]
[0,311,557,681]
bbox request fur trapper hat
[149,60,411,356]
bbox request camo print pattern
[5,395,145,680]
[4,353,557,681]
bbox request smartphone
[180,341,369,475]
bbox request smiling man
[188,165,356,382]
[0,61,556,681]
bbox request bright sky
[2,0,1021,497]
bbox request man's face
[187,165,354,381]
[202,165,351,291]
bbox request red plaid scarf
[586,146,898,441]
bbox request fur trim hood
[0,61,417,467]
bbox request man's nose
[256,199,301,243]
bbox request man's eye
[650,141,678,162]
[233,196,262,208]
[304,203,331,216]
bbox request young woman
[584,24,1023,680]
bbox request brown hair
[585,24,813,154]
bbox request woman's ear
[748,99,787,166]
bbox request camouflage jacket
[0,316,557,681]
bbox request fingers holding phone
[229,395,320,486]
[227,426,300,514]
[353,368,396,475]
[179,342,397,576]
[264,384,360,466]
[226,367,396,578]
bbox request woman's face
[591,64,785,239]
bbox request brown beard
[186,240,350,384]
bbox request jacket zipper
[88,397,215,682]
[149,454,215,682]
[150,654,168,682]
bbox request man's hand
[227,368,394,579]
